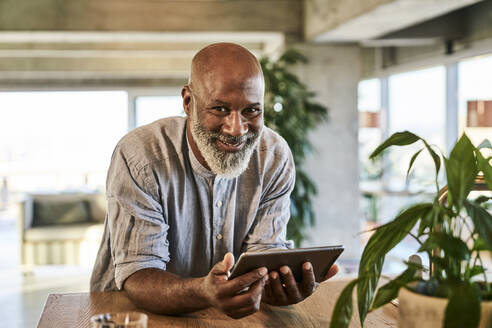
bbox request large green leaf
[465,200,492,251]
[357,202,433,324]
[444,282,481,328]
[429,256,454,280]
[371,266,418,309]
[418,232,470,261]
[369,131,420,159]
[279,49,308,65]
[475,195,492,204]
[330,279,359,328]
[357,258,383,327]
[423,140,441,187]
[466,265,486,280]
[444,134,478,208]
[472,236,488,252]
[418,202,442,235]
[406,148,424,178]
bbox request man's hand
[201,253,268,319]
[262,263,339,306]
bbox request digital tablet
[229,245,344,283]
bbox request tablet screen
[229,245,344,282]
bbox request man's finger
[279,266,303,304]
[263,282,275,304]
[226,267,268,295]
[223,276,266,311]
[247,273,267,298]
[269,271,288,305]
[322,264,339,281]
[212,252,235,277]
[299,262,316,297]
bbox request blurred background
[0,0,491,326]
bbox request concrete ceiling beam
[0,31,284,81]
[305,0,483,42]
[0,56,192,74]
[0,0,302,39]
[0,70,189,80]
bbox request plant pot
[398,287,492,328]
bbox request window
[358,79,382,183]
[358,79,381,112]
[458,54,492,148]
[0,91,128,193]
[358,57,492,274]
[359,69,446,274]
[135,96,184,127]
[388,66,446,191]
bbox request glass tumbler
[91,311,148,328]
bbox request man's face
[187,73,264,178]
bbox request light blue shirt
[91,117,295,291]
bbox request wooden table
[38,280,397,327]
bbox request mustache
[209,131,259,145]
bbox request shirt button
[217,201,223,207]
[217,233,223,240]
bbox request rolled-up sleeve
[107,148,169,290]
[243,148,296,252]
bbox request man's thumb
[222,252,235,272]
[214,252,235,275]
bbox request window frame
[127,87,183,130]
[361,46,492,193]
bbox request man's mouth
[216,139,246,152]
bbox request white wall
[291,44,361,259]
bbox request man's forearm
[123,268,208,314]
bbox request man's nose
[222,111,248,136]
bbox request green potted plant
[330,131,492,328]
[260,50,329,246]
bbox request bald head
[182,43,265,178]
[189,43,264,94]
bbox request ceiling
[0,0,484,86]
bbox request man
[91,43,337,319]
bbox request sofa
[19,192,106,268]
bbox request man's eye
[245,108,261,114]
[213,106,228,113]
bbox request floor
[0,267,91,327]
[0,206,91,328]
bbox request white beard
[189,110,262,179]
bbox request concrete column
[290,44,361,260]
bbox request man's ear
[181,86,192,116]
